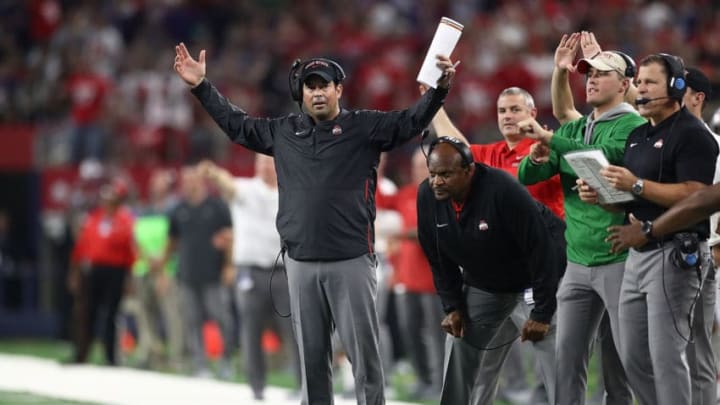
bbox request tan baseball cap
[577,51,628,76]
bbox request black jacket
[192,79,448,260]
[417,163,564,323]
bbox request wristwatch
[631,178,644,196]
[641,220,654,240]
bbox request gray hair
[498,87,536,109]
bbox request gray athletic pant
[235,265,301,396]
[285,254,384,405]
[176,281,234,372]
[396,291,445,389]
[439,286,522,405]
[555,261,631,405]
[687,262,717,405]
[472,301,557,405]
[619,242,706,405]
[596,311,632,405]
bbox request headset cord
[270,245,291,318]
[662,243,703,344]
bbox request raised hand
[580,31,602,59]
[517,118,553,144]
[554,33,580,72]
[174,42,206,87]
[436,55,458,89]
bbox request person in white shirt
[201,155,300,400]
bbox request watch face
[632,180,643,195]
[642,221,652,236]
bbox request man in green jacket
[516,48,646,404]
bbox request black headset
[613,51,637,78]
[656,53,687,102]
[288,58,346,102]
[427,136,474,167]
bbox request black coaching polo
[623,107,718,239]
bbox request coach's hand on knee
[441,310,465,338]
[521,319,550,342]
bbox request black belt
[634,239,672,253]
[634,232,705,253]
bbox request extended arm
[551,33,583,125]
[607,184,720,251]
[199,160,237,200]
[416,185,464,314]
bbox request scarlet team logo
[653,139,664,149]
[332,125,342,136]
[478,220,489,231]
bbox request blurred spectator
[125,168,184,371]
[377,149,445,401]
[68,178,135,365]
[162,165,234,379]
[200,156,301,400]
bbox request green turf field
[0,390,100,405]
[0,338,601,405]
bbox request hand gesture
[441,310,465,338]
[606,213,646,253]
[516,118,552,144]
[579,31,602,59]
[436,55,458,89]
[576,178,599,204]
[221,264,236,287]
[521,319,550,342]
[600,165,636,192]
[554,33,580,72]
[529,142,551,165]
[174,42,206,87]
[155,273,170,296]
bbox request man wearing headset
[173,42,456,404]
[577,54,718,405]
[417,137,564,405]
[423,85,564,405]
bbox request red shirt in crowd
[470,138,565,219]
[377,184,436,294]
[72,206,136,269]
[66,73,111,125]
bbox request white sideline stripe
[0,354,414,405]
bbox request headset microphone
[636,96,671,105]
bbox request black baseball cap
[301,59,340,83]
[686,67,712,100]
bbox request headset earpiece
[613,51,637,78]
[657,53,686,102]
[427,136,474,167]
[289,58,346,102]
[289,59,303,102]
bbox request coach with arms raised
[173,42,456,404]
